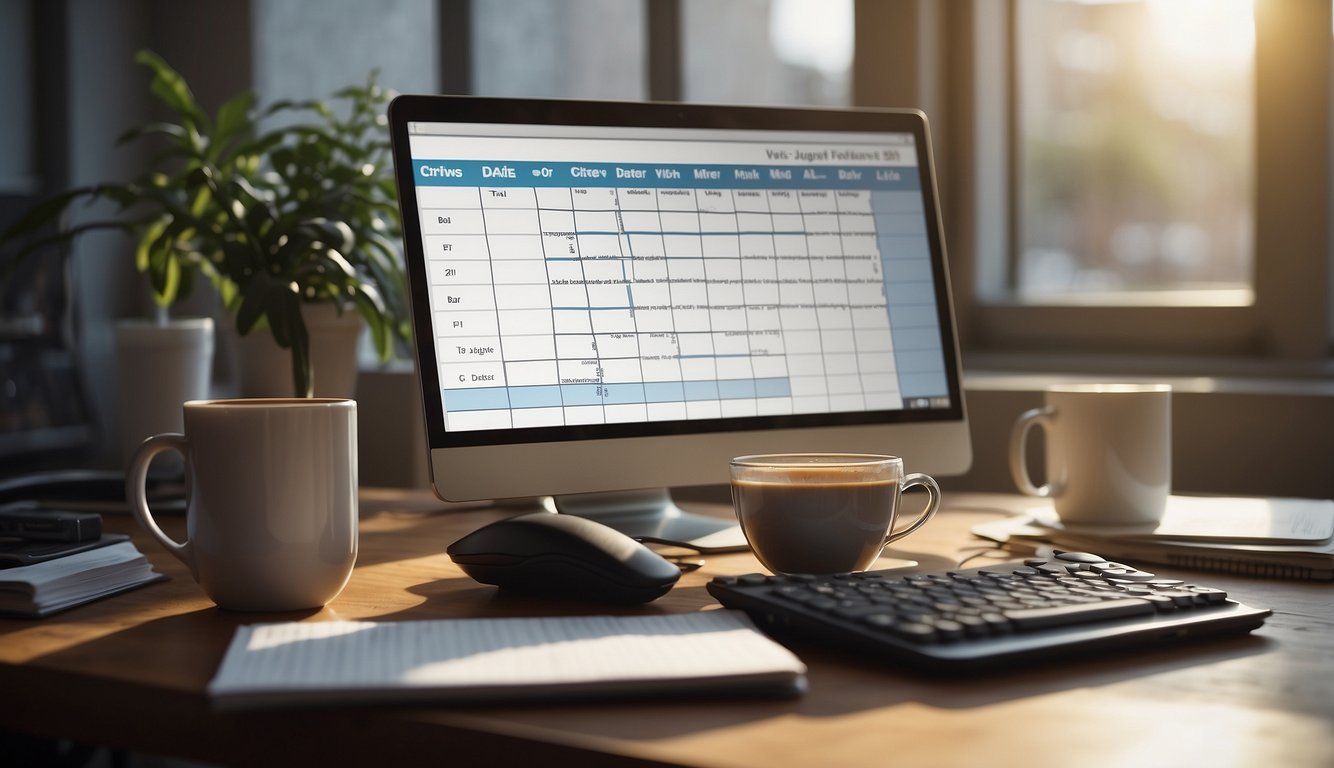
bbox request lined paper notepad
[208,611,807,710]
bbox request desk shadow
[28,602,321,683]
[387,579,711,621]
[785,632,1276,717]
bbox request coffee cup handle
[126,433,195,575]
[886,473,941,544]
[1009,405,1060,498]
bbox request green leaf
[136,50,210,132]
[236,274,271,335]
[152,250,182,308]
[175,260,197,304]
[263,291,311,397]
[116,121,189,148]
[354,288,392,360]
[134,217,170,272]
[218,130,285,167]
[214,91,256,150]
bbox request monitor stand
[546,489,750,553]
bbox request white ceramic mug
[730,454,941,575]
[126,398,359,611]
[1009,384,1171,525]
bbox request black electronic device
[0,533,130,568]
[0,468,186,513]
[448,512,682,604]
[707,551,1272,672]
[0,503,102,542]
[0,469,129,506]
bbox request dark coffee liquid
[732,477,898,574]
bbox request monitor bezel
[388,96,969,500]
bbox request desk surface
[2,490,1331,767]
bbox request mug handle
[1009,405,1060,498]
[885,473,941,545]
[126,433,196,576]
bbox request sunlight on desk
[1,491,1330,767]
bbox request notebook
[0,539,167,617]
[973,495,1334,580]
[207,610,808,711]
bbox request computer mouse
[447,512,682,604]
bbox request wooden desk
[2,490,1331,767]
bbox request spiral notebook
[207,611,807,711]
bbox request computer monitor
[387,97,970,551]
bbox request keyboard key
[1053,551,1107,563]
[1139,593,1177,611]
[979,612,1014,633]
[934,619,966,640]
[835,604,896,620]
[893,622,939,643]
[1154,590,1200,608]
[1189,587,1229,604]
[952,614,990,637]
[1002,598,1155,630]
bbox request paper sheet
[209,610,807,709]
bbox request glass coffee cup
[730,453,940,575]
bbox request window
[253,0,439,104]
[472,0,646,100]
[1014,0,1254,303]
[0,0,36,199]
[941,0,1332,365]
[681,0,853,106]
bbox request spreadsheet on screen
[404,123,951,433]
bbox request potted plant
[2,50,411,402]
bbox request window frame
[0,0,67,231]
[863,0,1333,372]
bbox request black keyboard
[707,552,1272,672]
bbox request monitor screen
[388,97,969,550]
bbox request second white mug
[1009,384,1171,526]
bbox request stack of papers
[208,611,808,710]
[973,495,1334,580]
[0,540,167,617]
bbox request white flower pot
[115,317,215,469]
[229,302,363,398]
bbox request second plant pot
[227,302,363,398]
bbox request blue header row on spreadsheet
[411,160,921,190]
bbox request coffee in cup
[730,454,940,575]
